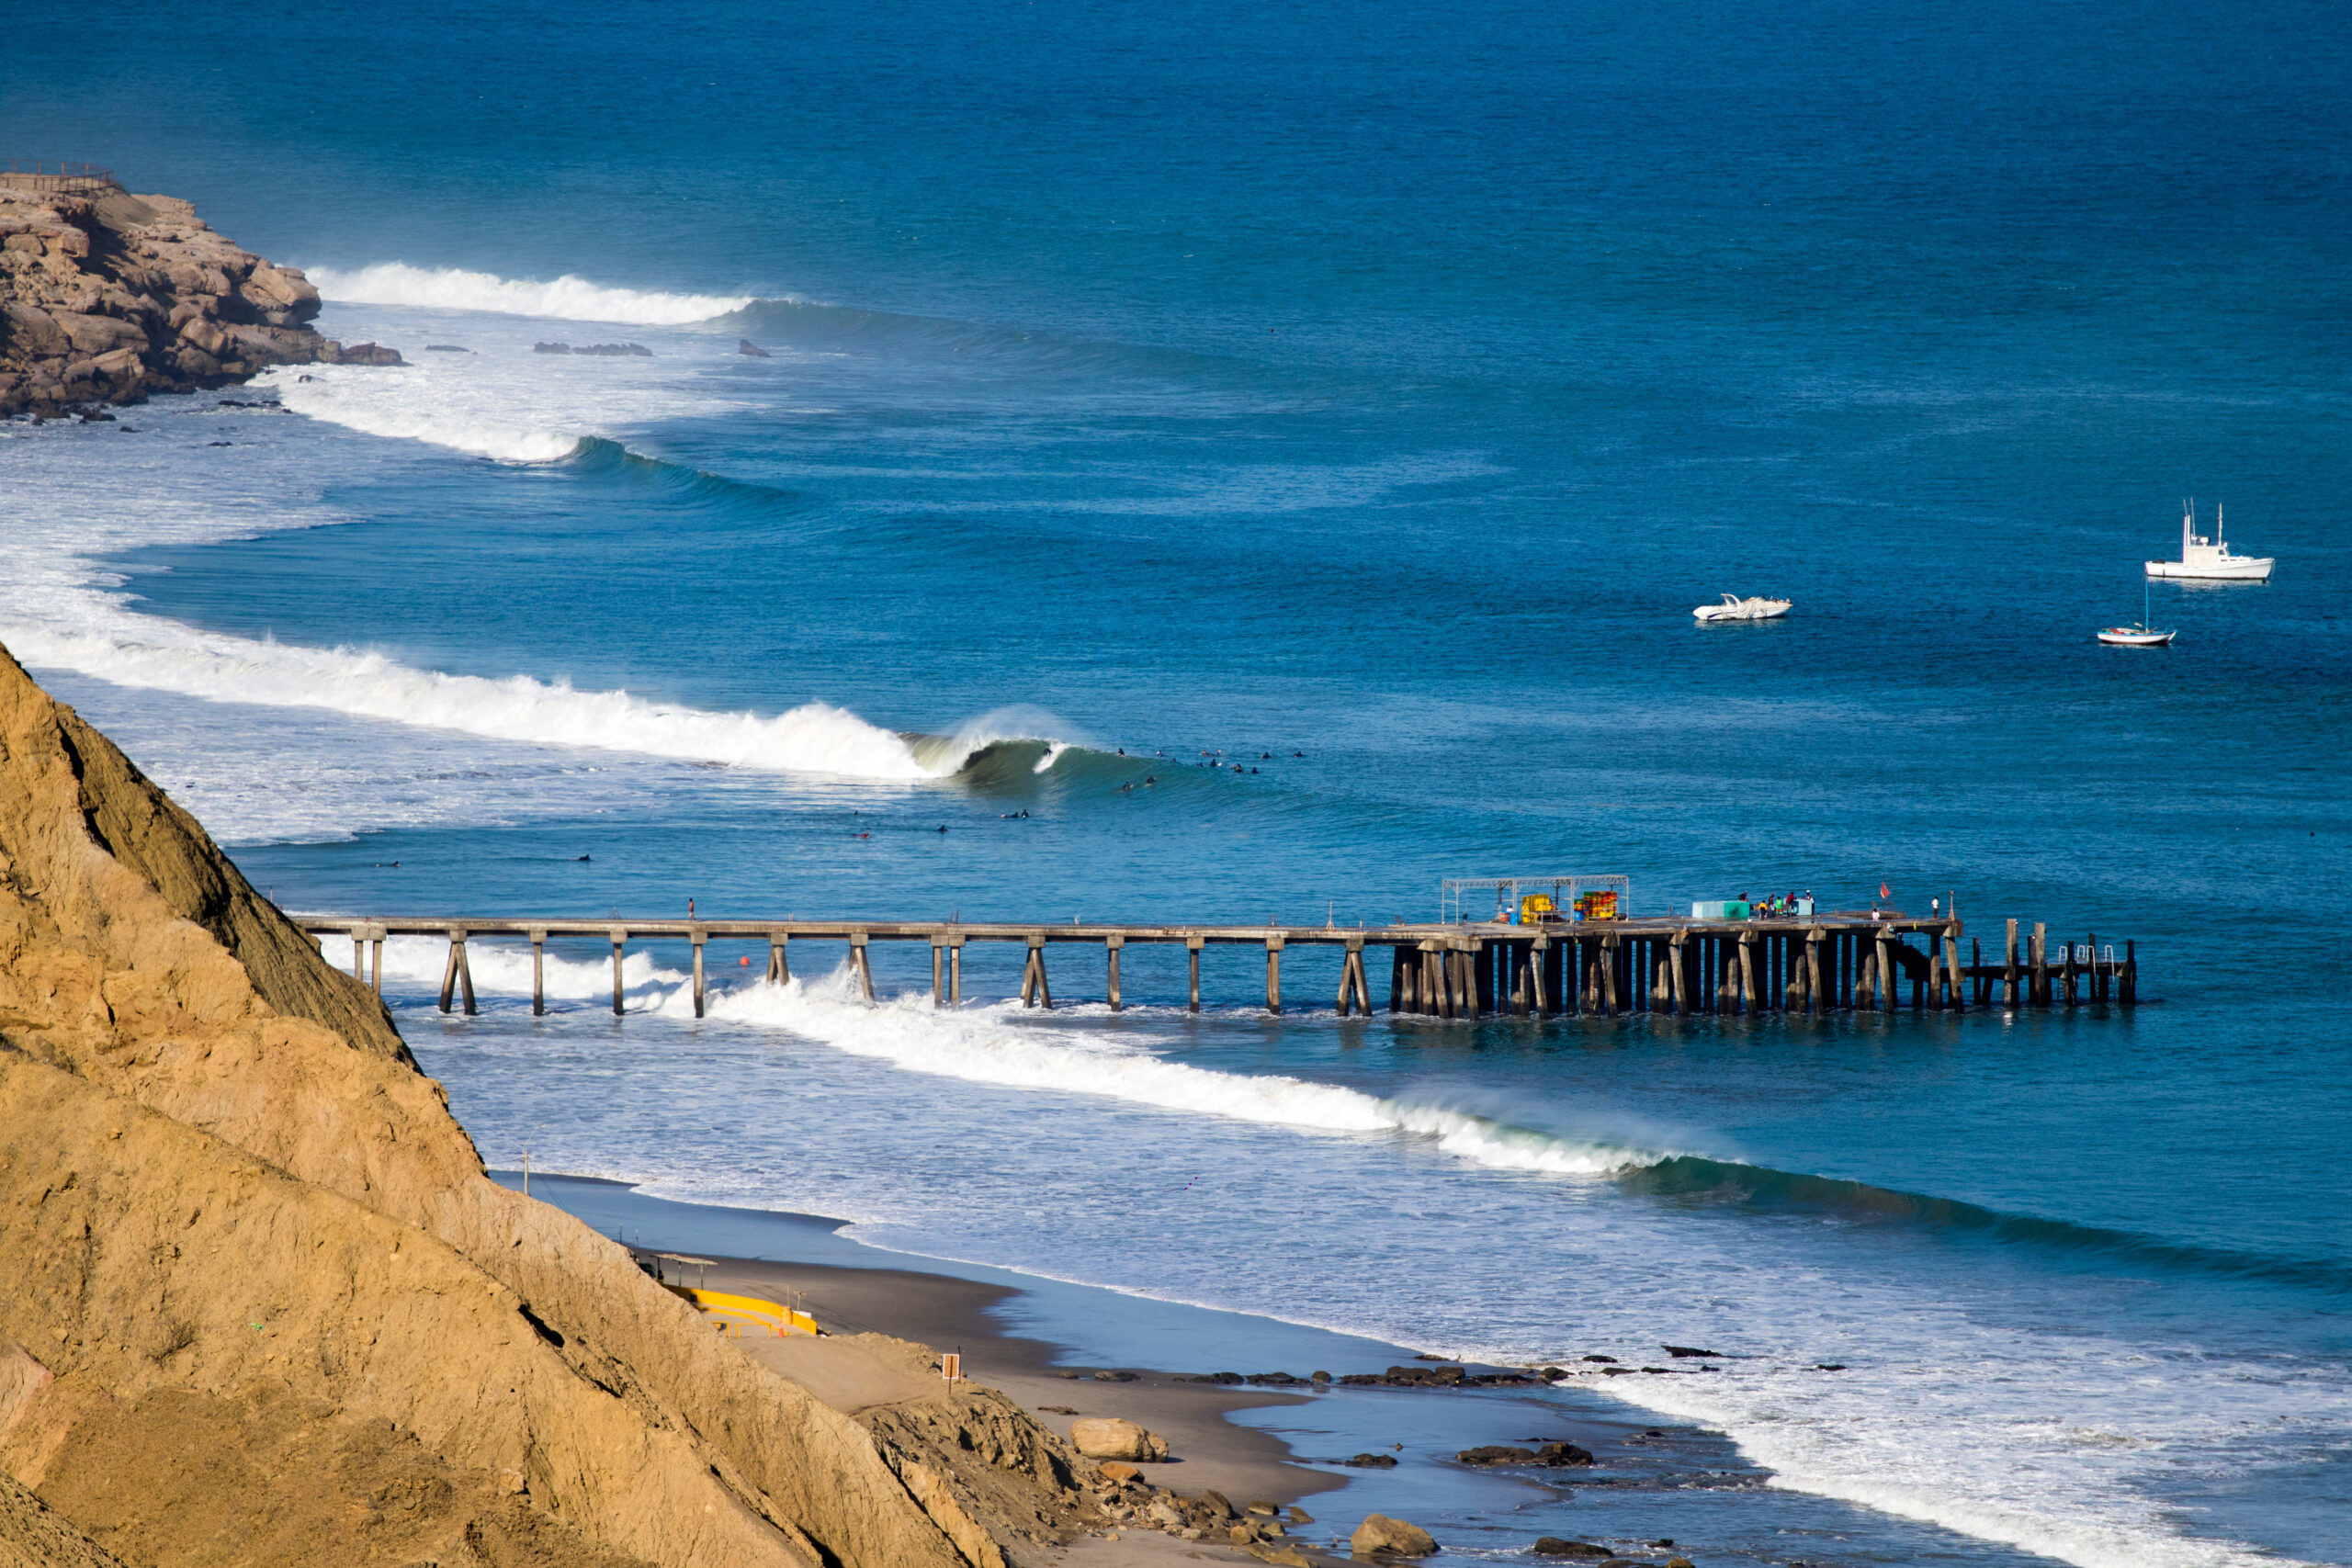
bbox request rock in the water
[334,341,402,366]
[738,336,771,356]
[1662,1344,1721,1358]
[1342,1452,1398,1468]
[1069,1417,1169,1461]
[1531,1541,1611,1559]
[1536,1441,1595,1467]
[1351,1513,1438,1557]
[1457,1445,1537,1465]
[424,344,472,352]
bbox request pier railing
[295,913,2132,1022]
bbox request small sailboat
[2098,579,2177,647]
[2145,501,2273,581]
[1693,592,1792,623]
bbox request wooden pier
[295,913,2136,1021]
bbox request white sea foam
[271,362,585,463]
[258,312,733,464]
[307,263,752,324]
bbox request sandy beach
[506,1172,1749,1566]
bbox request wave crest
[306,263,757,324]
[6,623,946,780]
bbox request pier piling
[692,927,707,1018]
[850,931,875,1001]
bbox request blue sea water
[4,2,2348,1563]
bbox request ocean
[4,1,2346,1562]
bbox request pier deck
[295,912,2134,1021]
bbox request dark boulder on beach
[1530,1541,1611,1559]
[1341,1452,1398,1468]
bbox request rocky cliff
[0,181,396,419]
[0,642,1108,1568]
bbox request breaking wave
[717,968,1666,1178]
[6,621,946,777]
[306,263,757,324]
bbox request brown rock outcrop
[0,640,1101,1568]
[1068,1416,1171,1461]
[0,180,397,419]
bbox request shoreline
[498,1171,1771,1565]
[498,1172,1393,1510]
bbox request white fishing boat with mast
[2146,501,2273,581]
[2098,579,2177,647]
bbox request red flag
[1880,882,1891,899]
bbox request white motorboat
[1693,593,1792,623]
[2146,501,2272,581]
[2098,580,2177,647]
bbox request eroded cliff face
[0,182,397,419]
[0,643,1102,1568]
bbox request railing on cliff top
[0,161,122,197]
